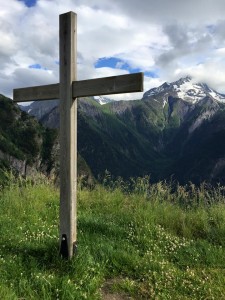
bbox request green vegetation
[0,95,57,176]
[0,95,41,162]
[0,175,224,299]
[19,94,225,185]
[76,95,225,185]
[78,98,164,180]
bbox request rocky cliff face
[0,94,57,181]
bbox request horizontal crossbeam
[13,72,143,102]
[13,83,59,102]
[72,72,143,98]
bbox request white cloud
[174,60,225,94]
[1,0,225,101]
[106,0,225,24]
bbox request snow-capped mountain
[143,76,225,103]
[19,76,225,185]
[94,96,114,105]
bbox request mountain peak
[94,96,114,105]
[175,76,192,85]
[143,76,225,103]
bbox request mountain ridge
[143,76,225,103]
[18,77,225,185]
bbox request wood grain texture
[59,11,77,259]
[13,83,59,102]
[13,72,143,102]
[72,72,144,98]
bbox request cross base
[60,234,78,259]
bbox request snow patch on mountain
[176,81,207,103]
[163,96,167,108]
[143,76,225,104]
[145,82,171,97]
[94,96,114,105]
[208,90,225,102]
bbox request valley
[1,76,225,185]
[21,76,225,185]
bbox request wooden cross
[13,11,143,259]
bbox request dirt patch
[101,278,134,300]
[101,291,129,300]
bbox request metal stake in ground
[13,11,143,259]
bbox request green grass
[0,176,224,299]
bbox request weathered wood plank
[13,72,143,102]
[13,83,59,102]
[59,11,77,259]
[72,72,144,98]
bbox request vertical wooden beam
[59,11,77,259]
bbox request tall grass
[0,174,224,299]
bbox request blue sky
[1,0,225,100]
[18,0,37,7]
[95,57,158,78]
[29,63,48,70]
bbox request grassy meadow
[0,174,224,299]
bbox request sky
[1,0,225,101]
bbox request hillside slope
[0,94,57,180]
[0,179,224,299]
[21,77,225,184]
